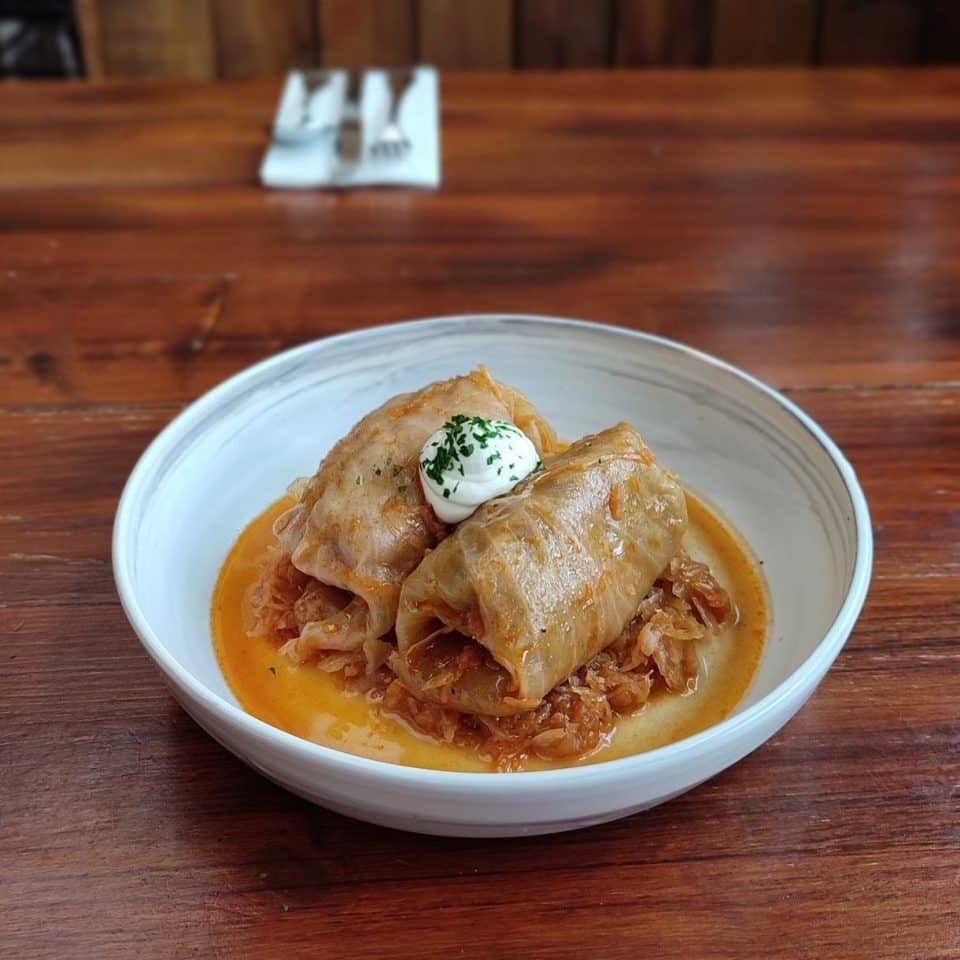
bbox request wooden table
[2,71,958,960]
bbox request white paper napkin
[260,67,440,190]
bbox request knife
[274,69,334,145]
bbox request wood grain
[317,0,417,68]
[712,0,818,65]
[211,0,316,79]
[517,0,614,68]
[2,71,959,960]
[76,1,960,79]
[923,0,960,65]
[418,0,514,69]
[819,0,924,65]
[616,0,713,66]
[95,0,217,80]
[3,72,960,397]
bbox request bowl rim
[113,313,873,794]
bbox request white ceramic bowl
[113,315,872,837]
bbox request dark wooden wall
[76,0,960,80]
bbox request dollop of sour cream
[419,414,540,523]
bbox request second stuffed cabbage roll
[273,366,558,664]
[392,423,687,715]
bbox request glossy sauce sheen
[213,493,768,772]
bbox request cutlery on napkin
[260,66,440,189]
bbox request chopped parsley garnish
[420,415,521,486]
[355,475,362,485]
[374,466,382,476]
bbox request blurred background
[2,0,959,81]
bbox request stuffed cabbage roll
[273,366,558,664]
[392,422,687,715]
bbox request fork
[372,69,415,159]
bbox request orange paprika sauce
[212,493,768,772]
